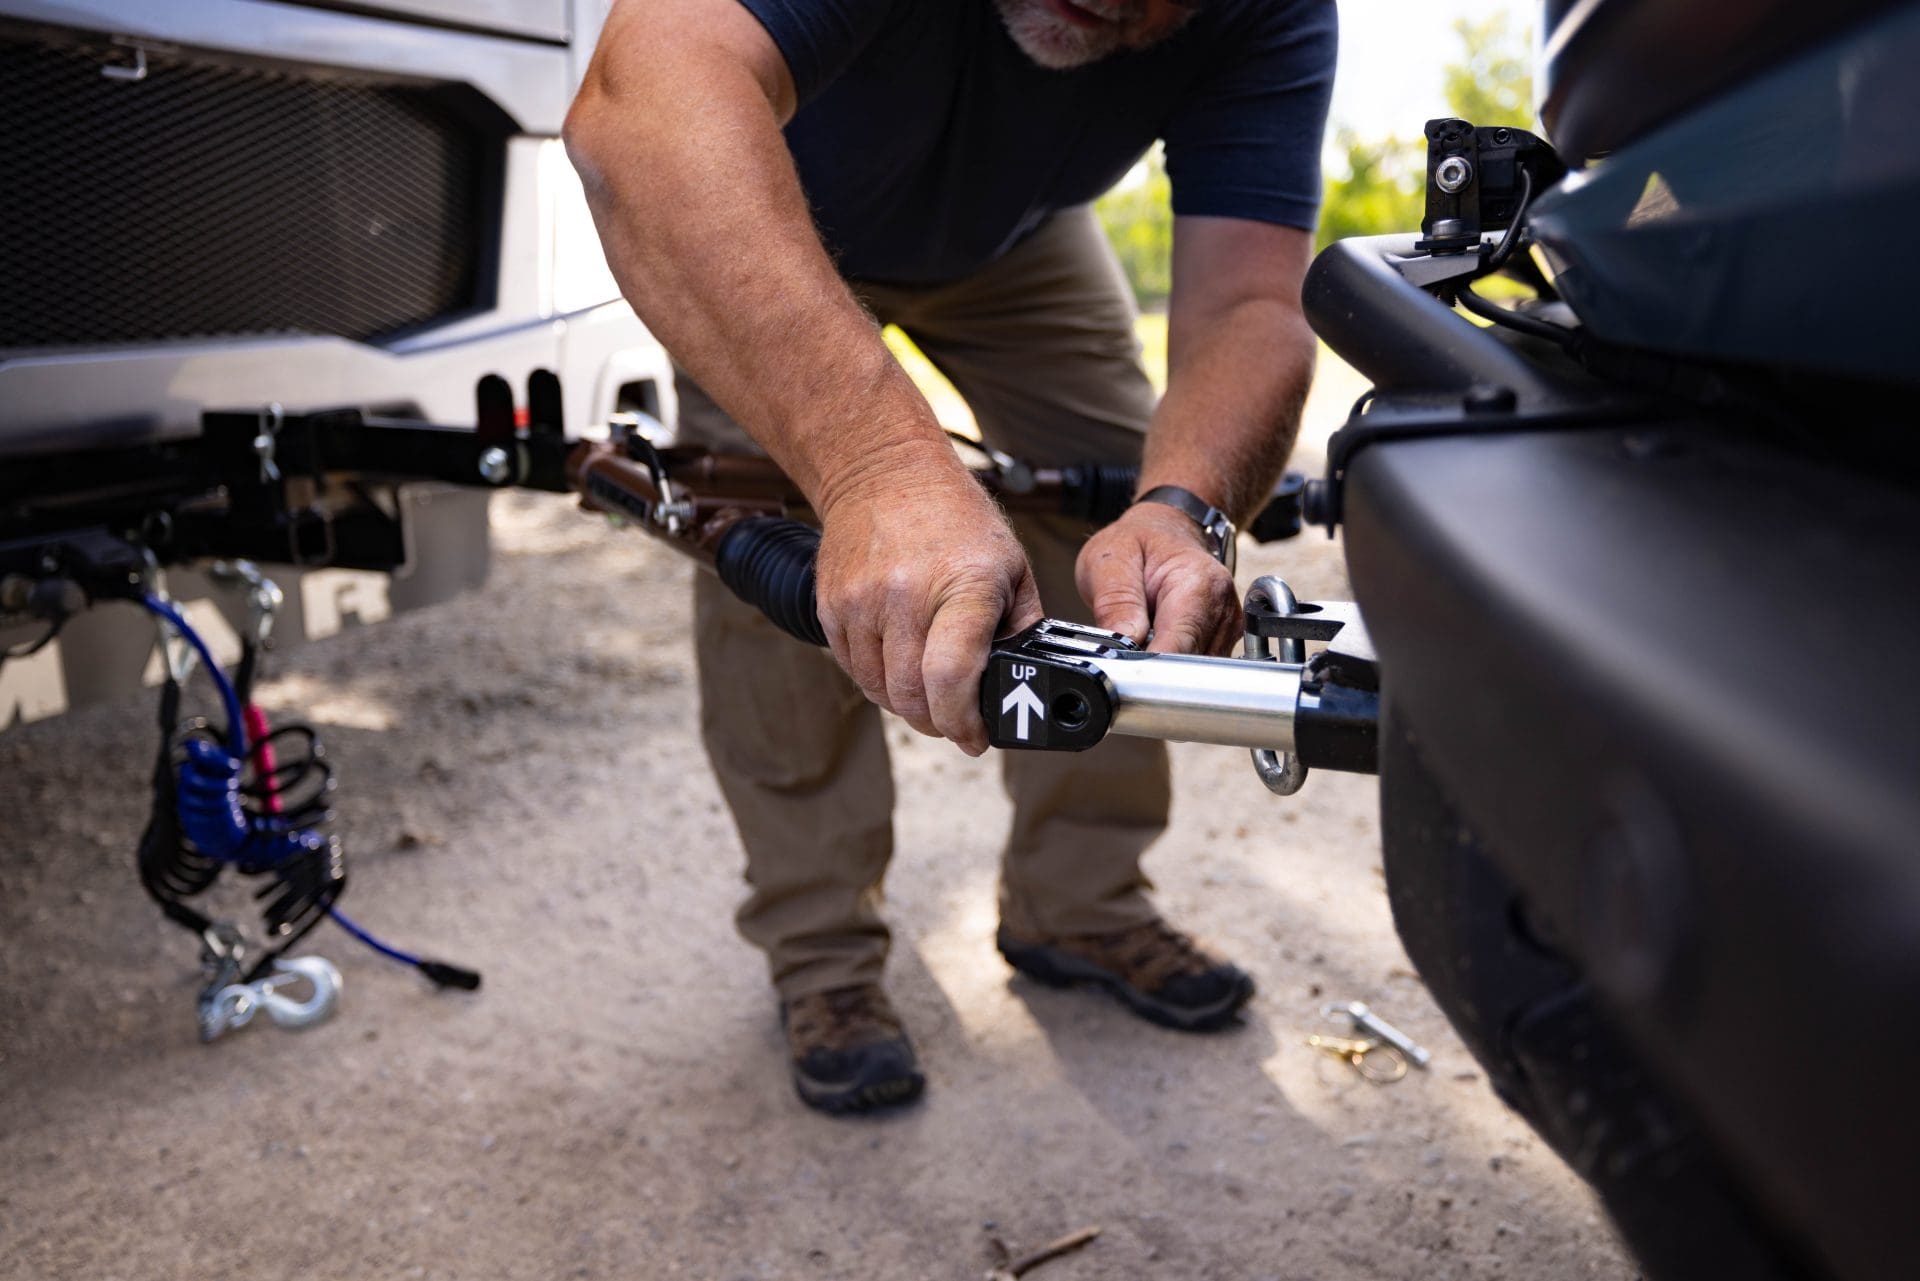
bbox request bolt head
[1436,155,1473,194]
[477,446,512,485]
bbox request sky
[1327,0,1525,142]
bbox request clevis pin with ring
[1306,1033,1410,1083]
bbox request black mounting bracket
[980,619,1132,752]
[1415,117,1567,256]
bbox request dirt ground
[0,370,1638,1280]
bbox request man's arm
[1076,215,1317,655]
[564,0,1039,755]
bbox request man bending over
[566,0,1335,1113]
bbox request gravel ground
[0,371,1638,1280]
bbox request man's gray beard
[992,0,1124,69]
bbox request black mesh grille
[0,28,504,350]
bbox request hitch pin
[1323,1000,1432,1070]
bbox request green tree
[1314,127,1424,253]
[1097,11,1537,294]
[1442,13,1534,129]
[1094,145,1174,308]
[1314,10,1535,250]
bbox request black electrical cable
[1457,283,1580,349]
[4,575,90,665]
[137,678,222,932]
[142,707,346,980]
[1,617,64,663]
[1480,166,1534,276]
[1453,164,1583,349]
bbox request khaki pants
[680,206,1171,999]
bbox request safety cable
[136,592,479,990]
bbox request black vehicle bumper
[1344,420,1920,1281]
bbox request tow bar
[563,414,1382,792]
[978,588,1378,793]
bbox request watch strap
[1136,484,1237,572]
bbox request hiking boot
[996,917,1255,1031]
[781,983,926,1115]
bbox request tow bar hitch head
[981,579,1381,791]
[981,619,1132,751]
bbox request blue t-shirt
[737,0,1338,285]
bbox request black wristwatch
[1135,484,1237,574]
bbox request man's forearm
[1140,297,1316,524]
[565,0,1040,752]
[563,0,964,513]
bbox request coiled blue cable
[141,594,246,754]
[138,593,479,990]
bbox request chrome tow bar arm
[978,579,1380,790]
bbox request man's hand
[1071,217,1313,658]
[816,452,1043,756]
[1074,501,1241,656]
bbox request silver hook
[254,955,342,1029]
[199,955,342,1042]
[1243,575,1309,796]
[210,560,283,650]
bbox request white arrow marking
[1001,681,1046,741]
